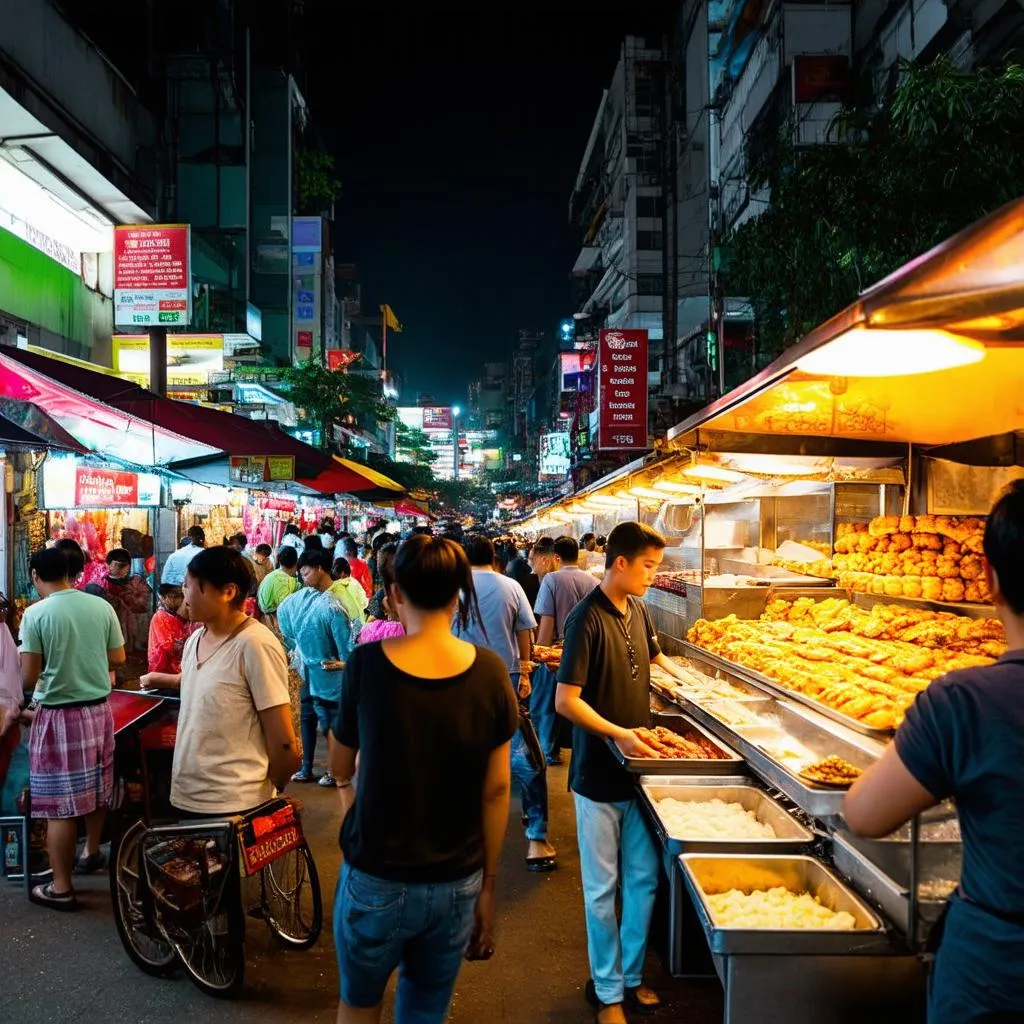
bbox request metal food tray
[680,853,887,956]
[607,711,745,776]
[671,690,882,819]
[831,830,961,937]
[680,641,894,741]
[638,777,814,857]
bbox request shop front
[513,198,1024,1021]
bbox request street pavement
[0,760,723,1023]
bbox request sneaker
[291,768,317,783]
[74,851,107,875]
[317,772,336,787]
[30,881,78,912]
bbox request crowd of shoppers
[14,498,1024,1024]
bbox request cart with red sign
[111,794,322,997]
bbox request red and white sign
[75,467,139,507]
[422,406,453,431]
[598,329,649,450]
[113,224,191,328]
[327,349,360,371]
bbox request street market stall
[521,198,1024,1021]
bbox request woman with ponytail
[328,534,518,1023]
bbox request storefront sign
[113,224,191,328]
[113,333,224,386]
[597,329,648,450]
[327,349,360,371]
[422,406,453,431]
[228,456,296,485]
[539,432,571,480]
[41,459,161,508]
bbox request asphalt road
[0,761,724,1023]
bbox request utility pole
[149,326,168,396]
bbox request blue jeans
[529,665,561,762]
[574,792,660,1005]
[510,728,548,842]
[298,677,335,773]
[334,861,482,1022]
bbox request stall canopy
[0,346,330,478]
[297,456,406,502]
[0,349,220,466]
[666,196,1024,450]
[0,407,87,452]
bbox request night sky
[307,5,678,406]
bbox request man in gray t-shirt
[535,536,601,645]
[456,535,558,873]
[532,536,600,764]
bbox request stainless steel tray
[638,778,814,857]
[680,641,894,741]
[831,831,961,937]
[670,689,880,819]
[680,853,888,956]
[607,711,745,776]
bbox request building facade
[665,0,1024,406]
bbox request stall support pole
[149,327,168,397]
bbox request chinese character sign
[113,224,191,328]
[598,329,648,450]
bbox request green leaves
[280,359,394,451]
[724,57,1024,362]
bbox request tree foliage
[724,57,1024,360]
[281,360,394,450]
[394,422,438,466]
[294,150,342,214]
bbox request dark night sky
[305,5,678,406]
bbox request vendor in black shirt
[846,483,1024,1023]
[329,534,518,1024]
[555,521,694,1024]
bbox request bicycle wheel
[169,891,246,998]
[260,840,322,949]
[110,821,177,977]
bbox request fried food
[686,598,1005,730]
[799,756,863,787]
[634,725,727,760]
[532,644,563,667]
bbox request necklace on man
[196,617,251,668]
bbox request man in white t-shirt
[171,547,298,815]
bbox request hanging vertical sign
[597,329,649,450]
[113,224,192,327]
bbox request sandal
[525,855,558,873]
[625,984,661,1014]
[74,851,107,875]
[30,881,78,911]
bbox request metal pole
[149,326,168,397]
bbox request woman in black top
[329,535,518,1024]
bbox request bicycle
[110,796,322,997]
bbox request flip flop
[30,882,78,911]
[526,855,558,873]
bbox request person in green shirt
[330,556,368,628]
[257,545,300,629]
[20,547,126,910]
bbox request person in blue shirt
[456,535,557,872]
[277,549,355,787]
[846,481,1024,1023]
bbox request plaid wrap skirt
[29,702,114,819]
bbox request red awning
[0,347,331,477]
[297,456,405,502]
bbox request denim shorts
[334,861,482,1021]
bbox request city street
[1,760,723,1023]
